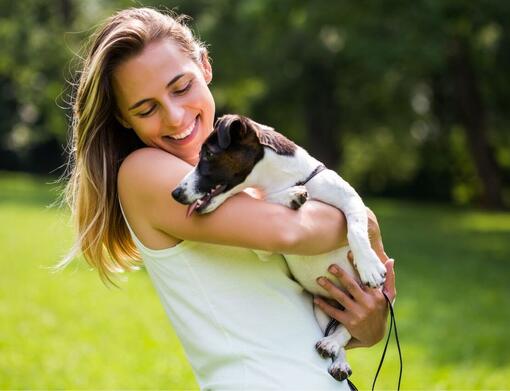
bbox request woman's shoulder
[120,147,182,175]
[117,147,190,248]
[117,147,191,243]
[118,147,189,191]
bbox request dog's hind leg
[313,304,353,381]
[328,346,352,381]
[313,304,350,356]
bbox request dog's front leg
[345,211,387,288]
[307,170,386,288]
[265,185,309,210]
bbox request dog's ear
[215,115,252,149]
[251,121,296,156]
[216,116,232,149]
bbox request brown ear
[251,121,296,156]
[215,115,233,149]
[249,121,278,153]
[215,114,252,149]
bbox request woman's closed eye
[137,105,157,117]
[135,81,194,118]
[174,80,193,95]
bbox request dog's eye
[203,149,214,160]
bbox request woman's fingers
[382,258,396,303]
[324,261,365,303]
[313,296,347,324]
[316,275,356,311]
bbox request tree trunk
[448,37,504,209]
[60,0,73,25]
[303,62,341,169]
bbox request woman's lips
[164,116,199,145]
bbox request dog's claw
[289,186,309,210]
[328,361,352,381]
[315,336,341,359]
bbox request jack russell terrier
[172,114,387,381]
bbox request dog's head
[172,114,267,215]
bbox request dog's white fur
[177,140,387,380]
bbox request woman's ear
[200,50,213,85]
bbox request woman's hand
[313,209,397,348]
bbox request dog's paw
[328,360,352,381]
[267,186,309,210]
[288,186,309,210]
[315,335,341,359]
[356,250,387,288]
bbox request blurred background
[1,0,509,389]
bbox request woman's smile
[163,115,199,145]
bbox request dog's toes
[289,187,309,210]
[358,252,387,288]
[328,361,352,381]
[315,336,340,359]
[298,190,308,204]
[290,199,301,210]
[315,341,333,359]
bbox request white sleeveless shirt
[120,208,349,390]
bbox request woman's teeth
[170,118,197,140]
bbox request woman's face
[113,39,215,165]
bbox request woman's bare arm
[118,147,348,254]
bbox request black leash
[371,291,402,391]
[323,291,402,391]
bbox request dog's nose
[172,187,186,203]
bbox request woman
[60,7,396,390]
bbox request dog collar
[295,164,327,186]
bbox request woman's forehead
[112,40,199,104]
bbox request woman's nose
[162,99,185,127]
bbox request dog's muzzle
[172,183,228,217]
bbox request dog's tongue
[186,201,199,218]
[185,185,227,218]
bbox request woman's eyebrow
[127,73,186,111]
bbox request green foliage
[1,172,509,389]
[0,0,508,205]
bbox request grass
[1,171,509,389]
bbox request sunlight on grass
[0,172,198,389]
[1,173,509,389]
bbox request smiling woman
[58,7,395,390]
[112,39,214,164]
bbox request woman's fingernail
[328,265,339,273]
[317,277,326,286]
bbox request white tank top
[120,207,349,390]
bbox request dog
[172,114,387,381]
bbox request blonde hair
[58,7,208,285]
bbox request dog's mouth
[186,184,228,217]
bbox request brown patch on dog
[255,126,297,156]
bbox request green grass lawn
[1,171,509,389]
